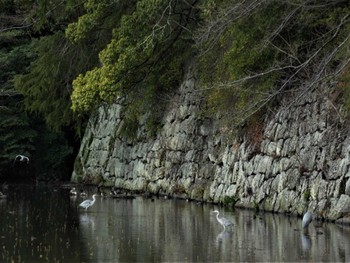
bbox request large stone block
[328,195,350,220]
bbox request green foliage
[0,0,84,179]
[0,44,36,175]
[68,0,350,141]
[4,0,350,180]
[197,0,350,128]
[223,195,239,207]
[303,190,311,202]
[22,0,85,32]
[118,112,140,141]
[12,0,123,131]
[0,39,74,179]
[66,0,135,43]
[69,0,198,136]
[0,9,35,173]
[198,2,283,124]
[198,0,228,20]
[14,32,85,130]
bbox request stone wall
[72,70,350,223]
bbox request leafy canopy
[0,0,85,178]
[14,32,97,130]
[197,0,350,126]
[69,0,199,116]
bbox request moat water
[0,183,349,262]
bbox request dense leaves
[197,0,350,126]
[68,0,350,133]
[14,31,97,130]
[0,26,36,176]
[69,0,199,123]
[0,0,85,179]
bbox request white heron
[212,210,233,230]
[69,187,77,196]
[14,155,29,164]
[302,211,313,229]
[110,189,118,198]
[79,194,98,211]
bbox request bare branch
[138,0,198,52]
[195,0,267,56]
[0,23,33,33]
[195,0,350,127]
[0,89,20,97]
[0,0,67,34]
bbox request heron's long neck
[92,195,96,203]
[216,212,220,221]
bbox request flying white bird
[14,155,29,164]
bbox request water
[0,184,350,262]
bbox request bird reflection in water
[216,229,233,247]
[79,214,96,230]
[301,233,312,251]
[211,210,234,249]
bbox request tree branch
[195,0,350,126]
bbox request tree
[0,0,86,179]
[68,0,198,131]
[196,0,350,128]
[14,32,92,131]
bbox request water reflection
[301,233,312,251]
[215,230,233,248]
[79,214,96,229]
[0,184,349,262]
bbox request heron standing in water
[302,211,313,229]
[70,187,77,196]
[212,210,233,231]
[79,194,98,211]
